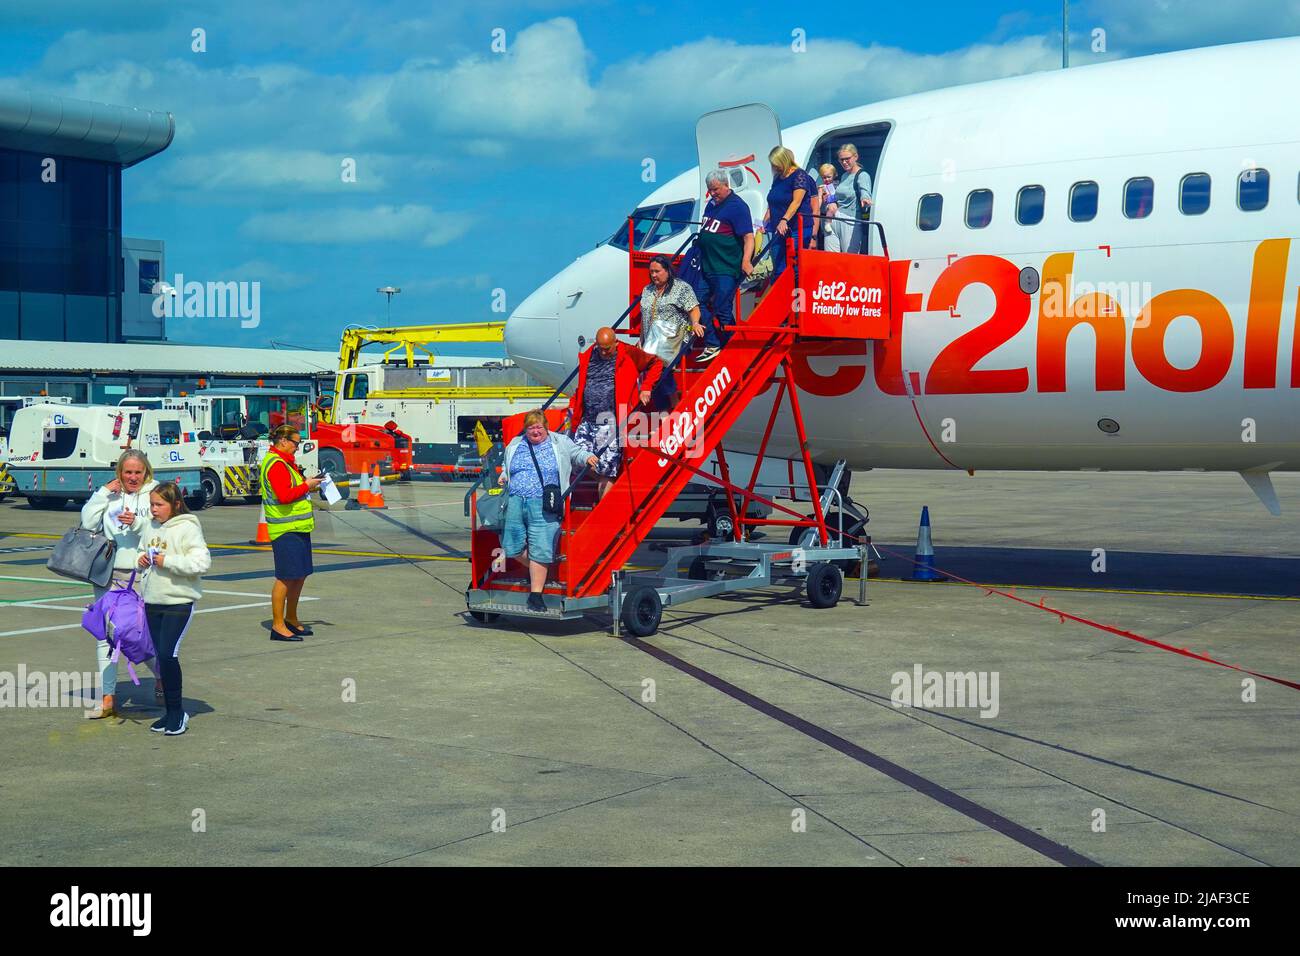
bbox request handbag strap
[525,436,552,488]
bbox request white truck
[117,395,320,508]
[5,403,206,511]
[328,360,555,476]
[1,396,72,501]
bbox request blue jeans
[770,225,813,283]
[503,496,561,564]
[700,272,740,349]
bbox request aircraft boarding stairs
[466,232,894,637]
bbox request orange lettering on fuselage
[925,255,1029,394]
[1131,289,1234,392]
[1036,252,1126,392]
[871,259,922,396]
[787,240,1293,397]
[1243,239,1289,389]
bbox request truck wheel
[706,506,735,540]
[199,469,224,509]
[318,450,349,499]
[806,562,843,609]
[28,495,70,511]
[620,585,662,638]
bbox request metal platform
[466,537,869,636]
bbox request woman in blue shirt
[764,145,816,282]
[499,410,598,612]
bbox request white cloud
[1079,0,1300,49]
[156,149,395,193]
[239,204,471,247]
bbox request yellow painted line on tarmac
[211,542,465,561]
[0,531,463,563]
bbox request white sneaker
[697,347,721,363]
[164,712,190,736]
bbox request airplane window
[917,193,942,231]
[965,189,993,229]
[1123,177,1154,219]
[606,205,662,251]
[605,200,696,251]
[1238,168,1270,211]
[1069,181,1098,221]
[643,200,697,247]
[1016,185,1045,225]
[1180,173,1211,215]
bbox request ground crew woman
[260,424,322,641]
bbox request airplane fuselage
[505,38,1300,474]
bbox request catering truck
[322,322,554,476]
[5,403,206,511]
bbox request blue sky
[2,0,1297,352]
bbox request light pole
[377,286,401,324]
[1062,0,1070,69]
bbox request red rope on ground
[873,543,1300,692]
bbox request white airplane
[504,37,1300,513]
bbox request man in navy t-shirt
[696,170,754,361]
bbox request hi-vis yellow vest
[259,453,314,540]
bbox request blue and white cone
[911,506,945,581]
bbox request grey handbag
[47,527,117,588]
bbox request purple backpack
[81,571,156,684]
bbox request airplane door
[696,103,782,233]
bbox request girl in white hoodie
[138,482,211,736]
[81,449,161,718]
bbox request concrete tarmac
[0,470,1296,866]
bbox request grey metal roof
[0,340,339,376]
[0,339,503,377]
[0,89,174,167]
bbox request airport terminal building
[0,88,176,343]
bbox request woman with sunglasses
[259,424,322,641]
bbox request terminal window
[139,259,160,294]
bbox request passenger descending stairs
[559,267,804,599]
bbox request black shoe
[149,716,167,733]
[164,712,189,736]
[287,623,314,636]
[270,631,304,642]
[526,593,546,613]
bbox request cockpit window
[606,200,696,251]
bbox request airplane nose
[506,244,630,389]
[505,285,563,386]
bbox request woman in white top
[80,449,160,718]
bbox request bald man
[570,326,663,496]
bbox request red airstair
[467,221,893,636]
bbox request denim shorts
[502,495,561,564]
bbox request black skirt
[271,531,313,580]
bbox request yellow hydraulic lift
[323,322,556,424]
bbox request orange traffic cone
[356,467,372,506]
[368,465,386,509]
[251,501,271,545]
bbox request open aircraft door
[696,103,782,233]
